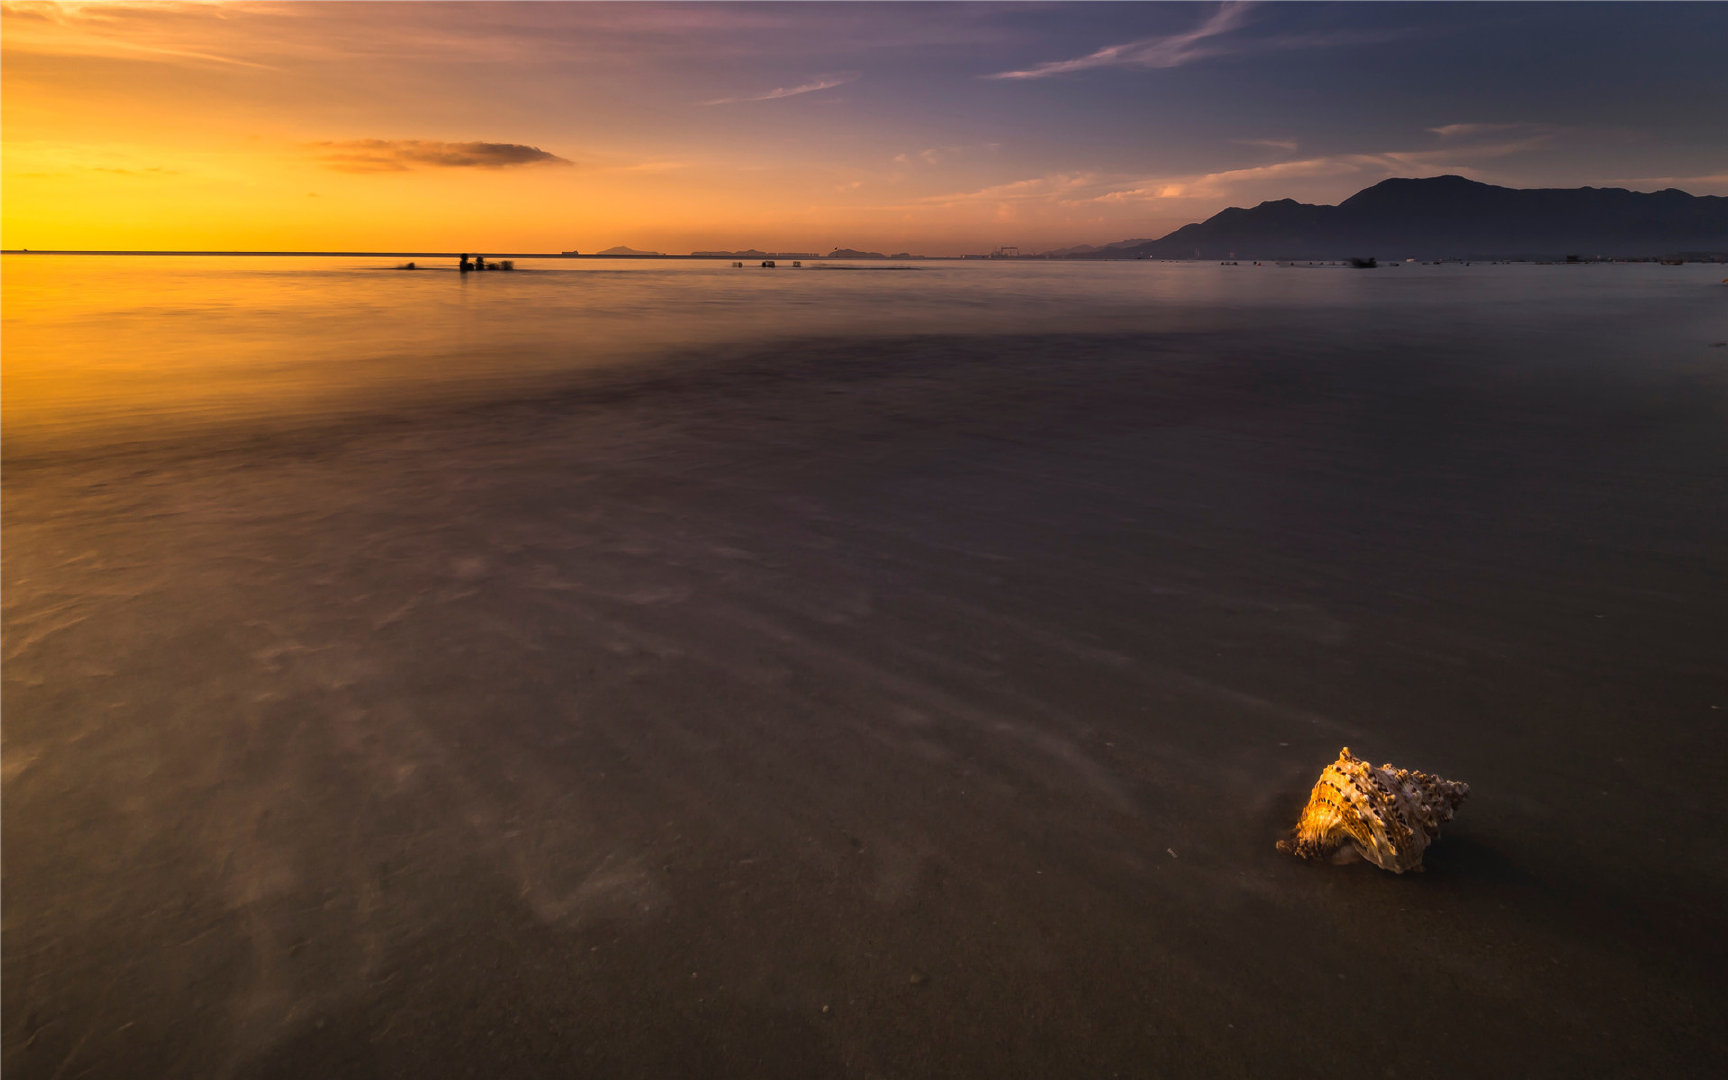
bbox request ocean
[7,255,1723,452]
[4,256,1726,1077]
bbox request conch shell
[1277,747,1468,873]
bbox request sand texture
[5,329,1727,1078]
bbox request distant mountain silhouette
[1096,176,1728,260]
[1040,238,1155,257]
[597,245,662,256]
[692,249,822,259]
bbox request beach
[4,261,1727,1077]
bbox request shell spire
[1277,747,1468,873]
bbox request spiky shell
[1277,747,1468,873]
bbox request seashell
[1277,747,1468,873]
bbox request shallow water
[6,255,1722,450]
[4,258,1727,1078]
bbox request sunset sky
[4,1,1725,254]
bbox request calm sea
[5,255,1724,452]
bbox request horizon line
[0,250,1044,260]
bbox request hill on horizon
[1039,238,1156,258]
[1087,176,1728,261]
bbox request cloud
[0,0,791,70]
[907,160,1337,213]
[1233,137,1299,152]
[987,2,1256,79]
[310,139,571,173]
[1091,138,1555,206]
[1111,157,1393,203]
[986,3,1416,80]
[703,75,855,106]
[1604,171,1728,194]
[907,129,1562,215]
[917,173,1105,208]
[0,0,283,69]
[1429,122,1536,138]
[892,144,997,167]
[608,159,687,172]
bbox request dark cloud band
[312,139,571,172]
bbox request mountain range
[1040,238,1157,258]
[1070,176,1728,261]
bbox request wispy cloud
[905,129,1559,215]
[0,0,794,69]
[986,3,1414,80]
[900,159,1346,216]
[600,160,688,174]
[917,173,1106,208]
[1233,137,1299,153]
[987,2,1255,79]
[703,75,855,106]
[1090,138,1555,205]
[1605,171,1728,194]
[0,0,282,69]
[893,145,979,167]
[1429,122,1536,138]
[1097,157,1391,204]
[310,140,572,173]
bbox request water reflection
[3,255,1720,453]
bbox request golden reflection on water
[0,256,688,446]
[2,254,1198,450]
[6,254,1717,454]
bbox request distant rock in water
[1089,175,1728,261]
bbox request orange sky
[0,2,867,252]
[5,2,1724,254]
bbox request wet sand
[4,331,1727,1077]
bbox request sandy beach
[4,319,1726,1077]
